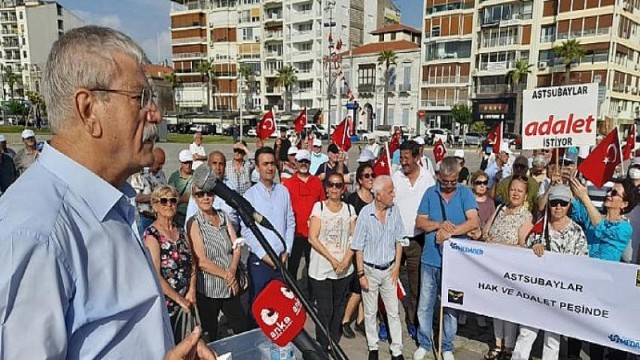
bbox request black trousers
[309,275,353,349]
[197,292,250,341]
[288,236,311,279]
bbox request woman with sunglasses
[341,163,375,337]
[308,173,357,350]
[567,177,636,360]
[479,174,533,360]
[143,185,196,343]
[512,185,588,360]
[186,184,249,341]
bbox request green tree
[196,60,215,111]
[163,72,181,113]
[3,67,20,99]
[553,39,585,85]
[275,65,297,113]
[470,121,487,133]
[377,50,397,126]
[238,65,254,110]
[506,59,533,134]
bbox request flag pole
[618,126,625,176]
[385,141,391,172]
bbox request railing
[425,52,463,61]
[358,84,375,92]
[181,82,206,88]
[421,99,457,107]
[265,31,282,39]
[0,16,16,22]
[239,53,261,59]
[556,27,610,40]
[265,13,283,21]
[398,84,412,92]
[265,51,283,58]
[540,34,555,43]
[1,29,17,35]
[423,75,469,84]
[173,52,205,59]
[173,22,205,29]
[478,61,514,71]
[481,36,519,48]
[172,37,206,44]
[2,41,18,47]
[477,84,509,94]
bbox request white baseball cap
[0,134,5,142]
[414,136,425,145]
[295,149,311,162]
[287,147,298,156]
[312,138,322,147]
[454,150,465,159]
[178,149,193,163]
[21,129,35,139]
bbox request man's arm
[452,209,480,236]
[284,189,296,256]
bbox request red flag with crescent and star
[256,109,275,140]
[486,122,503,154]
[389,130,401,155]
[293,107,307,133]
[577,127,622,188]
[331,116,352,151]
[373,148,391,176]
[433,139,447,164]
[623,124,636,161]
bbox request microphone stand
[236,209,349,360]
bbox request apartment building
[0,0,82,99]
[170,0,387,117]
[419,0,640,133]
[341,24,422,131]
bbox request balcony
[1,28,16,36]
[2,41,18,48]
[173,52,206,59]
[357,83,375,93]
[540,34,555,43]
[556,27,610,41]
[264,51,283,59]
[477,84,510,95]
[266,86,283,94]
[423,75,469,85]
[421,99,457,108]
[264,31,283,41]
[264,13,283,24]
[0,15,16,22]
[172,21,206,30]
[480,36,519,49]
[398,84,412,92]
[172,37,207,45]
[478,61,514,72]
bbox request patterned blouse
[487,205,532,246]
[144,225,193,317]
[526,219,589,256]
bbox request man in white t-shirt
[189,132,207,170]
[413,136,436,180]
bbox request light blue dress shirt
[310,152,328,175]
[241,181,295,259]
[0,144,173,358]
[351,202,405,265]
[185,176,240,232]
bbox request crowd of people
[1,25,639,360]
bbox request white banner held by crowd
[441,239,640,355]
[522,83,598,149]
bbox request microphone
[192,164,277,232]
[252,279,329,360]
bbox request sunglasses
[361,173,374,179]
[158,197,177,205]
[233,148,245,154]
[549,199,569,208]
[439,179,457,185]
[327,182,344,189]
[194,191,214,198]
[607,189,623,199]
[474,180,488,186]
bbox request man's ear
[74,89,102,138]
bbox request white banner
[441,239,640,354]
[522,83,598,149]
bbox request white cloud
[72,9,122,30]
[140,30,172,65]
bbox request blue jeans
[416,264,457,353]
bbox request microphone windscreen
[252,279,307,346]
[192,165,216,192]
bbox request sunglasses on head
[549,199,569,208]
[361,173,374,179]
[474,180,488,186]
[327,182,344,189]
[194,190,214,198]
[158,197,177,205]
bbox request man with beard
[283,149,325,291]
[414,157,479,360]
[0,26,214,359]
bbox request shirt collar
[39,143,134,221]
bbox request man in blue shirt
[242,146,296,302]
[413,156,479,360]
[0,26,214,359]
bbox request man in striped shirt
[351,175,406,360]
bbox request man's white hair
[372,175,392,195]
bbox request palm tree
[377,50,397,126]
[506,59,533,134]
[4,67,20,99]
[275,65,297,113]
[238,65,254,110]
[196,60,215,111]
[553,39,586,85]
[163,72,182,113]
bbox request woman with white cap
[512,185,587,360]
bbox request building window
[22,50,26,58]
[431,26,440,37]
[18,12,22,20]
[402,108,410,126]
[390,33,396,40]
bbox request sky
[56,0,422,65]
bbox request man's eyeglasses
[327,182,344,189]
[549,199,569,208]
[90,87,157,109]
[194,191,214,199]
[157,197,177,206]
[439,179,457,185]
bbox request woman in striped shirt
[187,184,249,340]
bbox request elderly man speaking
[0,27,214,359]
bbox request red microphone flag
[257,109,275,140]
[252,279,307,347]
[487,123,503,154]
[623,124,636,161]
[331,117,352,151]
[293,108,307,133]
[577,127,622,188]
[433,139,447,164]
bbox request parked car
[463,132,485,146]
[303,124,328,139]
[189,124,215,135]
[425,128,453,146]
[247,127,257,137]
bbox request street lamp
[324,0,336,127]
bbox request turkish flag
[487,123,502,154]
[623,124,636,161]
[293,108,306,133]
[396,280,406,300]
[389,131,401,155]
[331,116,352,151]
[256,109,275,140]
[336,39,343,51]
[433,139,447,164]
[527,207,548,241]
[373,149,391,176]
[577,127,622,188]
